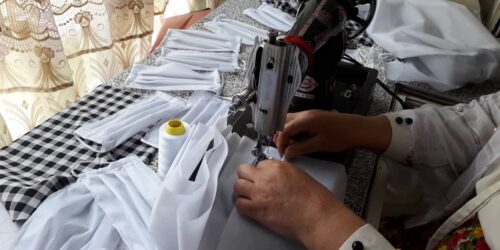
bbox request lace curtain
[0,0,221,148]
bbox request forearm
[299,198,396,250]
[299,201,365,250]
[357,115,392,153]
[335,114,392,154]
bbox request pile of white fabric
[11,122,347,250]
[243,4,296,32]
[367,0,500,91]
[124,15,270,93]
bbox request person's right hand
[274,110,392,159]
[234,160,365,249]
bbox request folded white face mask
[158,49,240,72]
[141,91,230,148]
[124,63,222,93]
[75,92,189,153]
[204,15,269,45]
[81,156,161,250]
[163,29,241,53]
[181,91,230,126]
[14,156,161,250]
[243,4,296,32]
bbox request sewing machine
[229,0,378,164]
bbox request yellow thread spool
[166,119,186,136]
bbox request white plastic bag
[367,0,500,91]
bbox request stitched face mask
[163,29,241,52]
[243,4,296,32]
[14,156,161,250]
[141,91,230,148]
[181,91,230,127]
[203,15,269,45]
[124,63,222,93]
[158,49,240,72]
[75,92,189,153]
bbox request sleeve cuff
[339,224,395,250]
[381,111,414,163]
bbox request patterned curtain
[0,0,174,148]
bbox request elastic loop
[69,160,112,178]
[74,134,109,153]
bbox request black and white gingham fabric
[0,85,157,221]
[262,0,374,46]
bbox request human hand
[274,110,392,159]
[234,160,365,249]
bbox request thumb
[284,136,322,159]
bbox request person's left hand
[234,160,365,249]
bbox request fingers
[237,164,258,182]
[234,178,254,198]
[284,116,312,139]
[275,131,290,156]
[285,112,298,123]
[277,116,313,153]
[274,112,313,156]
[284,136,323,159]
[235,197,255,217]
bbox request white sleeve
[381,92,500,172]
[339,224,394,250]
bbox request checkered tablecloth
[0,85,157,221]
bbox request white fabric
[200,135,256,250]
[426,176,500,249]
[477,178,500,250]
[367,0,500,91]
[82,158,161,250]
[382,92,500,227]
[217,209,304,250]
[181,92,230,127]
[13,156,161,250]
[340,91,500,248]
[243,4,296,32]
[75,92,188,152]
[124,63,222,93]
[0,204,19,250]
[149,124,229,250]
[142,91,230,148]
[383,111,415,162]
[376,91,500,248]
[13,129,351,250]
[204,15,269,45]
[163,29,241,52]
[158,49,240,72]
[195,131,347,250]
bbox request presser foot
[251,136,272,165]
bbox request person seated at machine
[234,91,500,249]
